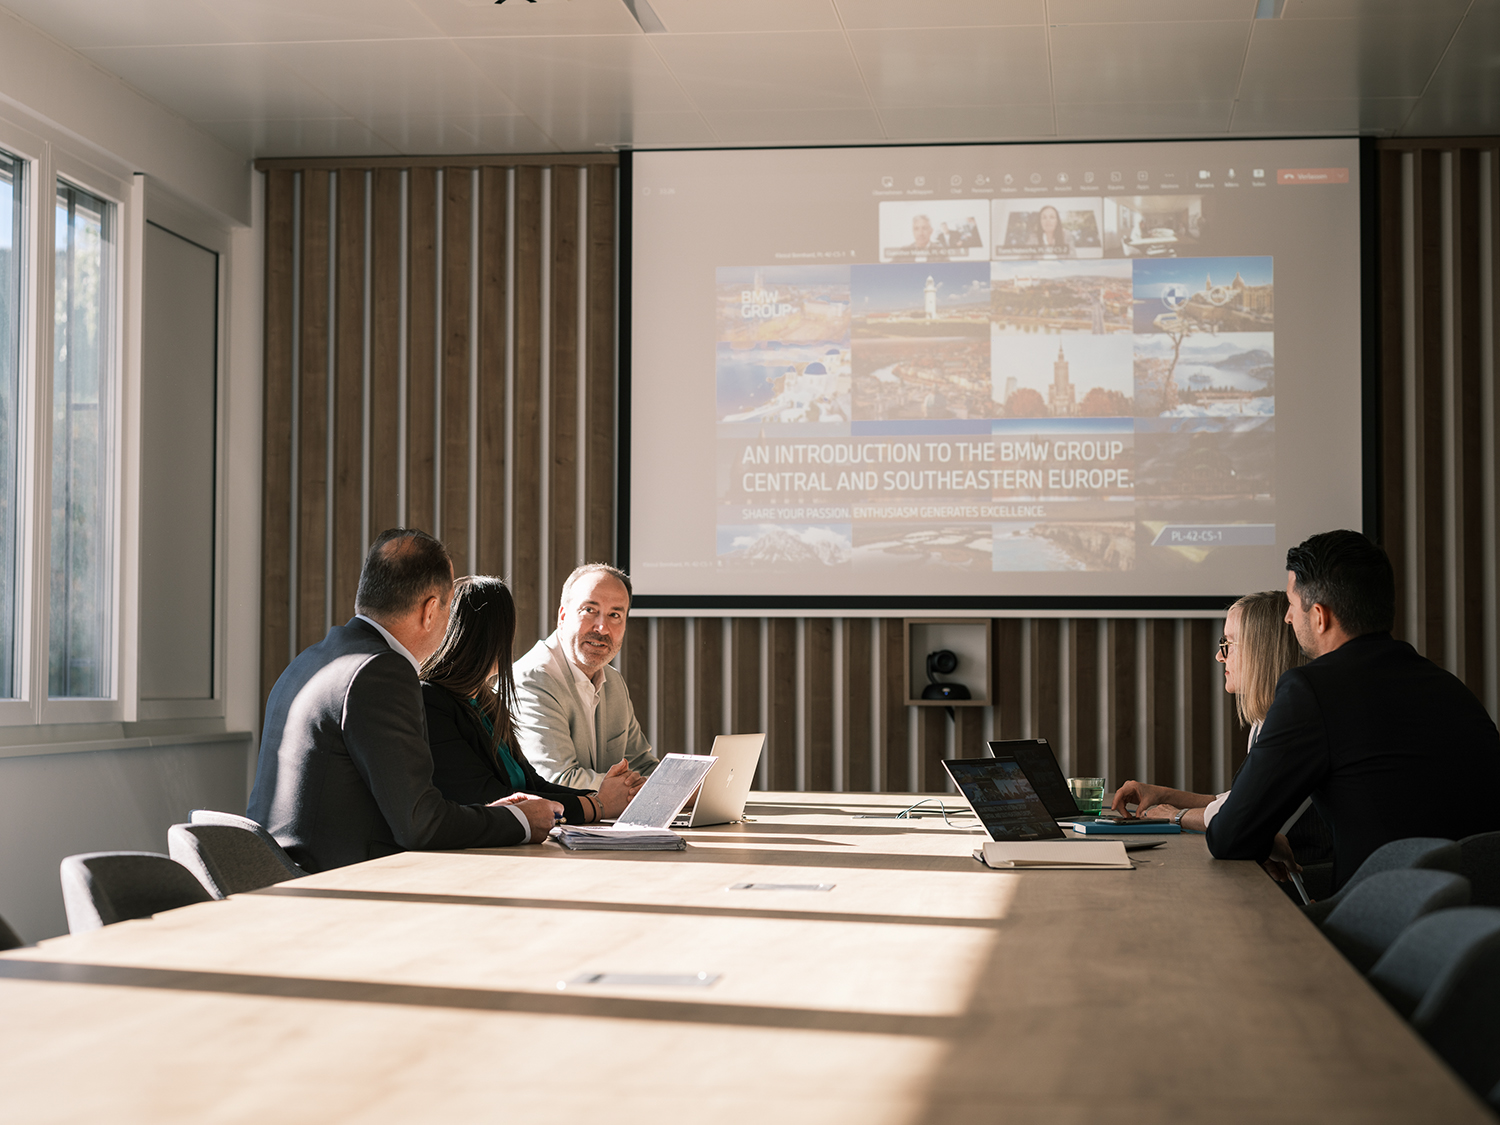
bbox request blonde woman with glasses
[1111,591,1311,856]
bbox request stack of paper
[551,825,687,852]
[974,840,1132,870]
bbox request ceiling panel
[1239,17,1461,101]
[195,117,402,158]
[83,44,348,121]
[587,111,717,148]
[199,0,445,42]
[1055,100,1235,136]
[1049,0,1255,21]
[364,113,558,154]
[878,104,1055,140]
[1400,97,1500,137]
[833,0,1043,30]
[1051,22,1249,104]
[1416,0,1500,103]
[456,35,697,118]
[646,0,841,34]
[274,38,523,120]
[0,0,238,48]
[700,107,885,144]
[1281,0,1472,18]
[1230,96,1416,132]
[407,0,643,38]
[848,27,1051,107]
[649,32,871,113]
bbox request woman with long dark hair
[421,575,639,823]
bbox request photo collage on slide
[714,194,1273,575]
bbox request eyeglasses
[1216,637,1237,659]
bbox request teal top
[465,696,528,790]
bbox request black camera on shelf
[921,649,971,701]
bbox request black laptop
[941,756,1066,841]
[983,739,1085,820]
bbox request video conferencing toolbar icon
[1138,171,1149,182]
[880,175,893,187]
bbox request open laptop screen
[986,739,1081,821]
[943,756,1066,842]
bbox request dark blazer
[248,618,527,873]
[422,682,595,823]
[1206,631,1500,891]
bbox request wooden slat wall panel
[332,171,364,620]
[260,144,1500,802]
[511,167,543,654]
[693,617,723,753]
[475,168,507,576]
[548,167,580,602]
[368,170,401,539]
[259,170,294,706]
[584,168,616,564]
[405,168,436,537]
[804,618,833,790]
[440,168,471,571]
[296,171,330,652]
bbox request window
[50,181,115,699]
[0,151,23,700]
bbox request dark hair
[420,575,518,754]
[559,563,632,608]
[1285,530,1395,637]
[354,529,453,618]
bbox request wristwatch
[1173,808,1188,826]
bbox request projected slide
[632,140,1362,603]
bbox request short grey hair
[559,563,632,610]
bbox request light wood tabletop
[0,792,1489,1123]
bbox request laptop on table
[674,733,766,827]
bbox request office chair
[189,809,303,877]
[1368,907,1500,1101]
[1320,869,1470,974]
[168,823,303,899]
[59,852,214,934]
[1457,831,1500,908]
[1303,837,1462,926]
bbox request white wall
[0,12,263,942]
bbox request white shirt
[355,613,532,842]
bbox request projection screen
[627,139,1364,609]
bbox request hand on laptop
[489,793,565,840]
[1111,780,1172,817]
[594,759,646,819]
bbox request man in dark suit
[248,529,561,872]
[1206,530,1500,892]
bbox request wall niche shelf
[903,618,993,708]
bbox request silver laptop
[674,733,767,827]
[614,753,718,829]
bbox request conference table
[0,792,1489,1123]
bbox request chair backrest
[1458,831,1500,908]
[1369,907,1500,1099]
[168,823,302,899]
[1303,837,1462,926]
[189,809,303,878]
[0,912,21,950]
[1321,869,1471,974]
[59,852,214,934]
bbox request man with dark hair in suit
[249,528,561,872]
[1207,529,1500,892]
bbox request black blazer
[422,682,595,823]
[1206,631,1500,891]
[248,618,527,872]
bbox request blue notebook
[1070,820,1182,835]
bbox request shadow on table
[254,885,1006,930]
[0,958,974,1040]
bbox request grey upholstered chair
[1320,869,1470,974]
[168,823,303,899]
[1303,837,1462,925]
[59,852,215,934]
[189,809,303,878]
[1457,831,1500,908]
[1368,907,1500,1100]
[0,912,22,950]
